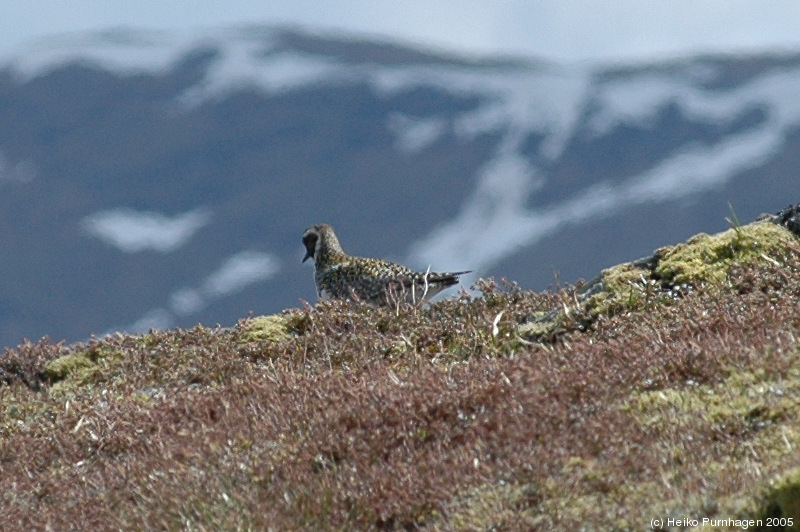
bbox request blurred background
[1,1,800,348]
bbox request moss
[517,309,572,340]
[654,222,796,286]
[42,352,95,382]
[583,262,655,318]
[521,221,798,341]
[591,222,796,316]
[629,364,800,433]
[43,345,126,397]
[519,259,660,340]
[622,354,800,523]
[760,467,800,530]
[446,481,540,530]
[236,313,304,343]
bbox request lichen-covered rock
[520,220,799,341]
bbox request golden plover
[302,223,470,305]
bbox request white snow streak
[114,250,280,335]
[81,208,212,253]
[387,113,447,153]
[169,250,279,315]
[6,29,196,79]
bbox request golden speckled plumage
[302,223,469,305]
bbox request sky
[3,1,800,64]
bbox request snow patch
[6,29,199,80]
[202,251,280,299]
[169,289,206,316]
[387,113,447,153]
[117,250,280,335]
[588,65,800,136]
[168,250,280,316]
[373,64,590,161]
[624,129,780,202]
[178,49,350,105]
[81,207,211,253]
[103,308,175,337]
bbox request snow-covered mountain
[1,26,798,348]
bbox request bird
[301,223,470,305]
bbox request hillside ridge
[1,205,800,530]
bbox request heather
[1,218,799,531]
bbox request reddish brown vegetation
[1,255,799,530]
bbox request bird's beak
[302,251,312,263]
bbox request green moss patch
[43,344,127,397]
[236,314,296,343]
[654,222,797,285]
[621,357,800,524]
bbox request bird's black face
[302,231,318,263]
